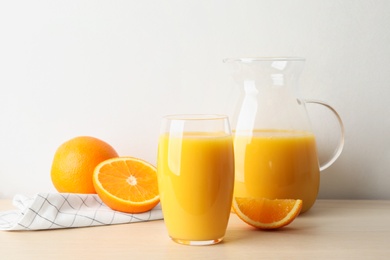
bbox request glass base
[171,237,224,246]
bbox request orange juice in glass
[157,114,234,245]
[234,129,320,213]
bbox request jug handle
[304,99,345,172]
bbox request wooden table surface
[1,199,389,259]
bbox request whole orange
[51,136,118,193]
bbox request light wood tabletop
[1,199,389,259]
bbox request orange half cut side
[232,197,302,230]
[93,157,160,213]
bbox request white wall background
[0,0,389,199]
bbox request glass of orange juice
[157,114,234,246]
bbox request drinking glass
[157,114,234,245]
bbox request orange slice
[232,197,302,229]
[93,157,160,213]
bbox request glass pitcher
[224,57,344,213]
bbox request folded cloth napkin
[0,193,163,231]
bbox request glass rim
[163,114,229,121]
[223,57,306,63]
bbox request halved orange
[232,197,302,230]
[93,157,160,213]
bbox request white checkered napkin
[0,193,163,231]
